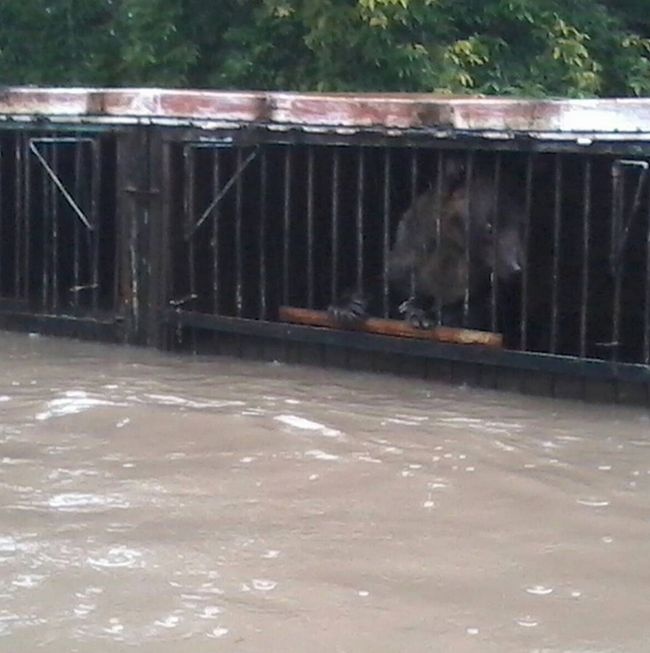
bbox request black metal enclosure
[0,126,123,339]
[1,89,650,405]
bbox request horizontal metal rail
[163,310,650,385]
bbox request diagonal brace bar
[29,139,94,231]
[184,145,259,240]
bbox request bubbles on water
[1,457,28,466]
[207,627,229,638]
[200,606,222,619]
[155,614,181,628]
[356,455,382,464]
[239,457,254,464]
[304,450,339,461]
[526,585,553,596]
[252,579,277,592]
[386,417,420,426]
[79,586,104,597]
[11,574,44,589]
[0,537,18,555]
[601,536,614,544]
[275,415,342,439]
[0,396,10,402]
[36,392,128,421]
[144,393,245,410]
[48,493,129,512]
[103,619,125,636]
[87,546,143,569]
[576,498,610,508]
[261,550,280,559]
[48,467,100,481]
[74,603,96,617]
[515,616,539,628]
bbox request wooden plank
[278,306,503,348]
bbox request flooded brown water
[1,331,649,652]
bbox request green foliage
[0,0,649,97]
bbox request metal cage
[1,89,649,404]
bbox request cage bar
[382,148,391,318]
[580,158,592,359]
[550,155,562,354]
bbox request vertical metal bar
[51,140,59,311]
[14,135,23,299]
[331,148,339,304]
[259,148,268,319]
[307,147,315,308]
[550,155,562,353]
[0,140,3,297]
[159,140,173,349]
[211,148,220,314]
[41,140,49,311]
[73,136,82,310]
[490,152,501,332]
[282,147,291,305]
[643,186,650,365]
[23,135,30,302]
[112,137,121,316]
[0,140,3,296]
[235,149,243,317]
[434,151,443,326]
[520,154,533,350]
[611,163,622,269]
[611,163,624,363]
[409,149,418,300]
[382,148,391,317]
[184,145,197,315]
[580,158,592,358]
[91,139,101,311]
[463,151,474,327]
[356,148,365,294]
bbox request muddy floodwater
[1,331,649,652]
